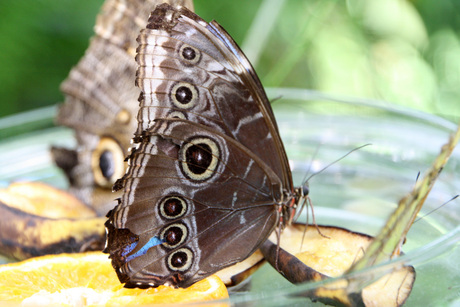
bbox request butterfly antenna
[269,95,283,104]
[300,142,322,185]
[298,144,371,247]
[294,143,322,224]
[304,143,372,184]
[414,195,459,223]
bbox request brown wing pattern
[105,4,295,288]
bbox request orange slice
[0,252,229,306]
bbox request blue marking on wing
[125,236,164,262]
[122,242,138,258]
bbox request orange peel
[0,252,229,306]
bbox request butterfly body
[104,3,301,288]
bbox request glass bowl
[0,91,459,306]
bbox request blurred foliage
[0,0,103,117]
[0,0,459,120]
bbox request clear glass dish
[0,91,459,306]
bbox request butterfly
[104,3,306,288]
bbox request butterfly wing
[134,4,291,186]
[105,3,293,288]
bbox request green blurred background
[0,0,459,120]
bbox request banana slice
[261,224,415,307]
[0,182,105,260]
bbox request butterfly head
[286,183,310,225]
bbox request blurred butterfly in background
[52,0,194,216]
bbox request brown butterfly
[104,3,307,288]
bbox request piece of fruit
[0,252,229,305]
[0,182,96,219]
[0,182,105,260]
[261,224,415,306]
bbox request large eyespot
[179,137,220,181]
[160,223,188,249]
[159,196,187,219]
[167,248,193,272]
[170,82,198,109]
[179,44,201,65]
[91,137,125,188]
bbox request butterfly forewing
[105,3,295,288]
[135,5,290,183]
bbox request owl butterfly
[51,0,194,215]
[104,3,307,288]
